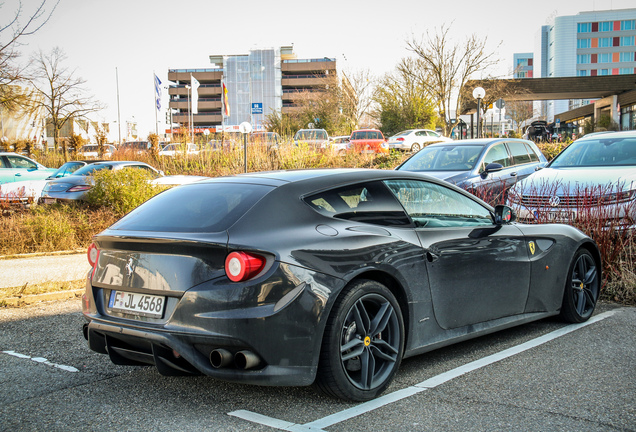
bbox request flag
[222,82,230,117]
[154,74,162,111]
[191,74,200,114]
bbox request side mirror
[494,205,516,225]
[480,163,503,179]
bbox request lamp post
[472,87,485,138]
[239,121,252,173]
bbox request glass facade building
[531,8,636,120]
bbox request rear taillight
[397,137,404,141]
[68,185,92,192]
[225,251,265,282]
[87,243,100,279]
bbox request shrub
[85,169,167,216]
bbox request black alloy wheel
[560,248,599,323]
[316,280,404,401]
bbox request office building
[167,46,337,133]
[529,8,636,121]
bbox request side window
[507,141,532,165]
[384,179,493,228]
[0,157,7,168]
[480,143,510,171]
[524,143,540,162]
[7,156,37,169]
[304,181,411,227]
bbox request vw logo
[548,196,561,208]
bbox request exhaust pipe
[82,323,89,340]
[234,350,260,370]
[210,348,233,368]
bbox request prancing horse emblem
[529,241,536,255]
[125,258,134,277]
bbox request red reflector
[225,251,265,282]
[68,185,92,192]
[87,243,99,267]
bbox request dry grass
[0,204,119,255]
[0,279,85,299]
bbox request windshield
[351,131,383,140]
[73,164,113,176]
[391,130,413,138]
[295,130,327,140]
[399,145,484,171]
[550,137,636,167]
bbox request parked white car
[328,136,350,155]
[508,130,636,229]
[386,129,452,152]
[78,144,116,159]
[159,143,199,157]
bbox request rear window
[73,164,113,176]
[110,182,273,233]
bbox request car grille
[519,193,634,208]
[519,195,597,208]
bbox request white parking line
[228,310,618,431]
[2,350,79,373]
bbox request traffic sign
[251,103,263,114]
[495,98,505,109]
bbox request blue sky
[6,0,635,138]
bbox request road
[0,252,90,289]
[0,299,634,432]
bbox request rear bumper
[82,263,342,386]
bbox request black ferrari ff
[82,169,600,401]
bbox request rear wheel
[560,249,599,323]
[316,280,404,401]
[411,143,420,152]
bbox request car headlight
[600,189,635,204]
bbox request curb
[0,249,86,261]
[1,289,84,307]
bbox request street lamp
[239,121,252,173]
[472,87,486,138]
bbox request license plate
[43,198,56,204]
[108,291,165,318]
[535,210,575,223]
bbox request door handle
[510,172,517,177]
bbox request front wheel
[560,248,599,323]
[315,280,404,401]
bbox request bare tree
[0,0,59,111]
[340,69,376,132]
[29,47,104,160]
[506,100,535,133]
[404,24,501,135]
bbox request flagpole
[153,72,158,136]
[116,67,121,145]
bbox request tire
[411,143,420,152]
[315,280,404,401]
[560,248,599,323]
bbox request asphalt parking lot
[0,299,634,432]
